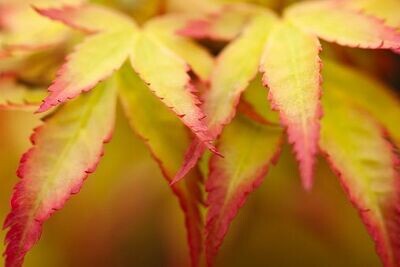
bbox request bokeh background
[0,0,399,266]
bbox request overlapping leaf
[260,21,322,190]
[205,114,282,266]
[3,80,117,267]
[35,4,137,112]
[173,11,278,183]
[240,74,280,126]
[320,89,400,267]
[36,4,215,150]
[117,64,204,267]
[285,0,400,49]
[143,15,214,81]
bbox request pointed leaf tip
[261,21,322,190]
[205,115,283,266]
[4,81,117,267]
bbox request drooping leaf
[143,15,214,82]
[320,89,400,267]
[284,0,400,49]
[173,12,278,183]
[3,80,117,267]
[260,21,322,190]
[323,59,400,147]
[117,64,203,267]
[35,4,137,112]
[131,32,215,152]
[205,114,282,266]
[0,77,46,111]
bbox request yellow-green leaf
[320,89,400,267]
[117,64,204,267]
[131,32,215,151]
[260,21,322,190]
[323,59,400,147]
[205,114,282,266]
[143,15,214,81]
[4,80,117,267]
[285,0,400,49]
[340,0,400,29]
[35,4,137,112]
[172,12,278,183]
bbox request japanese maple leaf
[176,1,400,265]
[34,3,216,152]
[175,0,400,190]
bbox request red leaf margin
[3,117,114,267]
[261,41,323,190]
[204,130,284,266]
[320,130,400,267]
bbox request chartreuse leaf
[143,15,214,81]
[323,59,400,147]
[340,0,400,29]
[35,4,137,112]
[205,114,282,266]
[131,32,215,152]
[284,0,400,49]
[37,4,214,150]
[117,64,204,267]
[3,80,117,267]
[260,21,322,190]
[0,78,46,111]
[172,12,278,184]
[320,89,400,267]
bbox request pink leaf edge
[3,122,113,267]
[261,47,323,191]
[320,131,400,267]
[205,136,283,266]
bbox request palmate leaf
[205,114,282,266]
[36,4,215,151]
[3,80,117,267]
[35,4,137,112]
[323,59,400,147]
[260,21,322,190]
[117,64,204,267]
[285,0,400,49]
[320,89,400,267]
[173,11,278,183]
